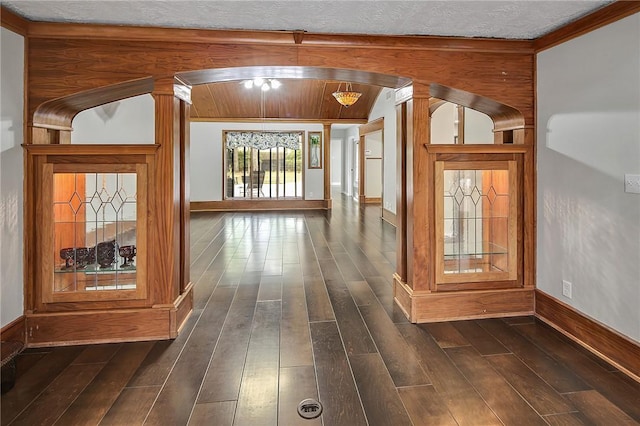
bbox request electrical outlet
[624,174,640,194]
[562,280,572,299]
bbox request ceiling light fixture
[242,78,281,91]
[332,82,362,107]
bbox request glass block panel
[53,172,138,293]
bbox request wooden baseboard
[171,283,193,338]
[363,197,381,204]
[535,290,640,381]
[1,316,26,344]
[394,276,534,323]
[382,208,396,227]
[191,199,327,211]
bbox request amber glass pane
[53,172,137,292]
[442,169,510,274]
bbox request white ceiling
[2,0,614,40]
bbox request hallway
[2,195,638,425]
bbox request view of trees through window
[226,145,303,199]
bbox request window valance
[226,131,302,150]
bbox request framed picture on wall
[308,132,322,169]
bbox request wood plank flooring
[2,193,639,425]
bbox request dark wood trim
[170,283,193,338]
[25,21,534,53]
[23,144,160,155]
[382,208,396,227]
[191,117,368,125]
[191,199,327,211]
[1,315,26,344]
[535,290,640,381]
[363,197,382,204]
[0,6,29,35]
[534,1,640,52]
[424,144,531,154]
[359,118,384,136]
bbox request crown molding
[534,1,640,52]
[1,5,29,35]
[24,21,534,54]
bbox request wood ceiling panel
[190,79,382,122]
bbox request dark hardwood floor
[2,192,639,425]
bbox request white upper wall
[0,27,25,327]
[71,95,155,144]
[431,102,493,144]
[537,12,640,342]
[369,87,398,213]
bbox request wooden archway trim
[32,77,154,130]
[429,83,525,131]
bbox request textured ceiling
[2,0,614,40]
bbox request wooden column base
[393,274,534,323]
[24,283,193,347]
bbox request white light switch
[624,174,640,194]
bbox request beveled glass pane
[442,169,510,275]
[53,172,137,293]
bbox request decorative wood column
[395,102,408,285]
[393,88,431,321]
[323,123,332,209]
[151,78,193,336]
[393,85,534,323]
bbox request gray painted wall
[537,12,640,342]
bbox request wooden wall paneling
[25,36,534,130]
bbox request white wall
[369,88,397,213]
[344,127,359,197]
[330,138,342,185]
[0,28,25,327]
[464,108,494,144]
[72,95,155,144]
[190,122,324,201]
[431,102,493,144]
[431,102,457,143]
[537,13,640,342]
